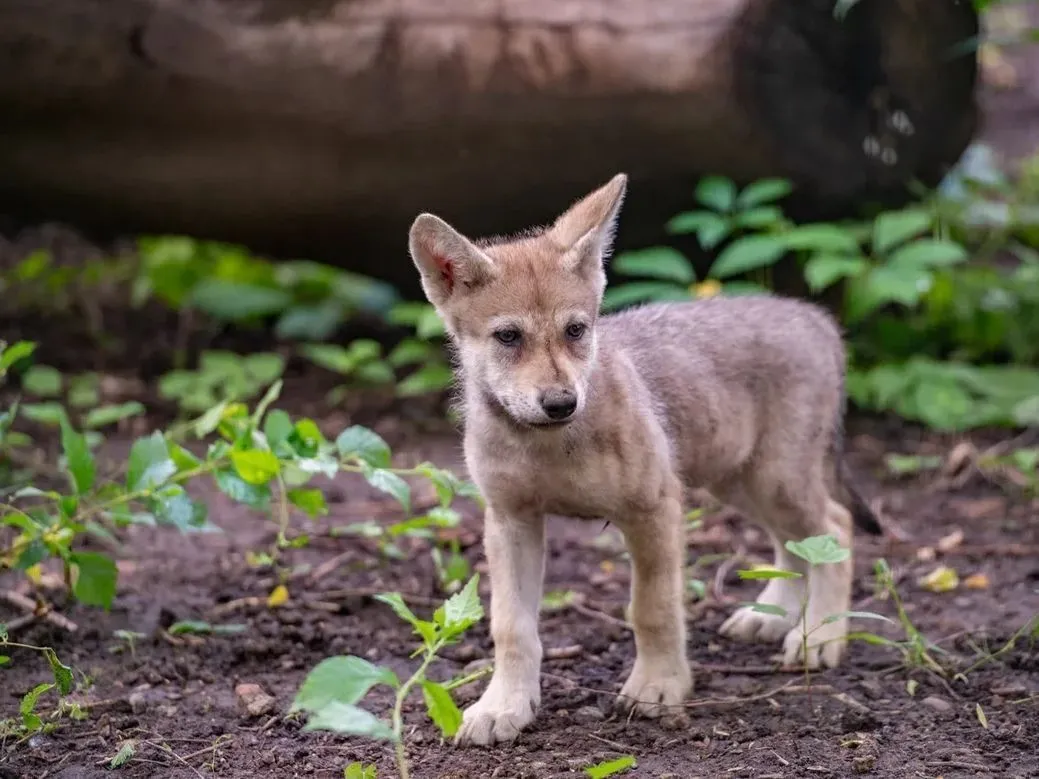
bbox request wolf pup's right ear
[550,173,628,278]
[408,213,498,309]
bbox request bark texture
[0,0,979,291]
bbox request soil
[0,375,1037,779]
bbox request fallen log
[0,0,979,294]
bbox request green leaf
[20,682,54,730]
[421,680,463,738]
[785,534,850,565]
[0,623,7,641]
[416,307,447,340]
[168,620,246,635]
[70,551,119,608]
[0,656,9,666]
[733,206,784,230]
[127,432,176,491]
[60,416,96,494]
[275,300,345,341]
[913,379,974,432]
[782,224,861,253]
[736,178,793,208]
[665,210,720,236]
[302,702,396,741]
[363,467,411,512]
[152,486,210,532]
[230,449,281,485]
[287,488,328,518]
[396,363,453,397]
[44,648,73,694]
[214,468,271,509]
[887,239,968,269]
[189,280,292,321]
[696,176,737,212]
[22,365,62,397]
[0,340,36,374]
[709,235,788,279]
[374,593,436,644]
[263,409,294,447]
[387,338,436,368]
[83,402,146,429]
[821,610,894,625]
[845,265,931,322]
[343,763,377,779]
[803,254,867,292]
[741,602,789,618]
[585,755,637,778]
[68,374,101,408]
[292,656,400,715]
[737,568,803,580]
[697,215,732,249]
[336,426,391,468]
[19,401,67,425]
[442,574,483,633]
[611,248,695,284]
[600,282,691,312]
[109,741,136,769]
[872,208,933,254]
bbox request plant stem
[390,642,441,779]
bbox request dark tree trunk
[0,0,979,295]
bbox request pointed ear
[408,213,498,309]
[550,173,628,275]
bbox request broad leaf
[741,602,789,618]
[287,488,328,518]
[872,208,933,254]
[441,574,483,634]
[71,551,118,609]
[736,178,793,208]
[60,416,95,494]
[612,247,695,284]
[336,426,391,468]
[127,432,176,492]
[44,648,73,694]
[803,254,867,292]
[82,402,145,429]
[292,656,399,714]
[214,468,271,509]
[737,568,802,580]
[302,702,395,741]
[785,534,849,565]
[695,176,737,212]
[396,363,453,397]
[421,680,463,738]
[887,239,968,269]
[230,449,281,485]
[600,282,691,312]
[709,235,788,279]
[363,467,411,512]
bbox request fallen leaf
[954,497,1005,521]
[267,584,289,608]
[916,546,937,562]
[937,529,964,554]
[943,442,976,478]
[918,565,959,593]
[964,573,990,590]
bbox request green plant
[292,575,487,779]
[584,755,638,778]
[736,535,892,683]
[0,623,76,739]
[158,351,286,413]
[384,303,454,398]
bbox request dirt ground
[1,395,1038,779]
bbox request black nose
[539,390,577,420]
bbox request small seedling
[292,575,484,779]
[584,755,637,778]
[159,351,285,413]
[0,624,75,738]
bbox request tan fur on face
[408,174,881,748]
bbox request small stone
[572,705,604,724]
[922,695,952,714]
[236,683,276,717]
[852,754,877,773]
[858,680,884,699]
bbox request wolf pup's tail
[832,375,883,536]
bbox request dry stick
[139,740,206,779]
[712,545,746,602]
[1,589,78,632]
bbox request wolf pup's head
[408,174,627,428]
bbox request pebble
[235,682,276,717]
[572,705,605,724]
[922,695,952,714]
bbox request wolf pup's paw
[614,658,692,718]
[455,687,539,747]
[719,605,795,643]
[782,613,848,670]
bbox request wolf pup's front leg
[456,508,546,746]
[614,494,692,716]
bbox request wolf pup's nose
[539,389,577,420]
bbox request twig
[586,732,637,752]
[1,590,78,632]
[569,600,630,631]
[712,545,746,602]
[139,740,205,779]
[544,644,583,660]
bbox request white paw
[615,658,692,718]
[455,685,539,746]
[782,613,848,669]
[719,605,794,643]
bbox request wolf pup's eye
[565,323,587,341]
[494,328,521,345]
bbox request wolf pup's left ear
[550,173,628,277]
[408,213,498,310]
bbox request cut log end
[735,0,978,204]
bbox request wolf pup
[407,174,882,747]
